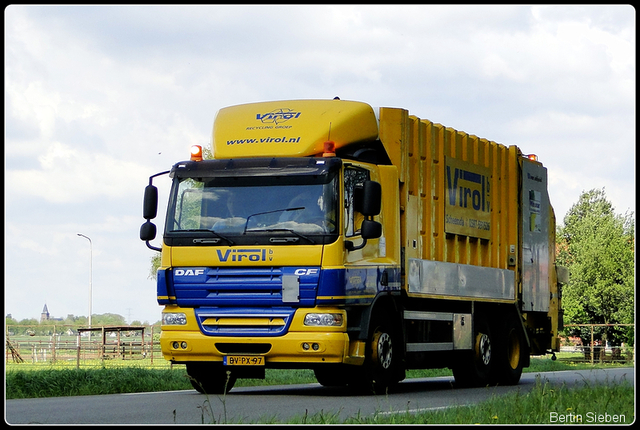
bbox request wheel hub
[373,331,393,369]
[477,333,491,366]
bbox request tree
[149,253,161,281]
[92,313,127,326]
[556,188,634,347]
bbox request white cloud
[6,141,147,203]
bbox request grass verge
[5,367,191,399]
[284,378,634,424]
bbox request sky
[4,5,635,324]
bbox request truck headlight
[162,312,187,325]
[304,313,344,327]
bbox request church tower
[40,304,50,323]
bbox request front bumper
[160,306,363,366]
[161,330,350,365]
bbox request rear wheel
[493,314,528,385]
[186,363,236,394]
[452,317,494,387]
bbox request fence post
[141,327,146,360]
[590,325,595,365]
[101,327,105,365]
[51,326,56,364]
[76,331,81,369]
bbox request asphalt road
[5,367,634,424]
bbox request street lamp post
[77,234,92,329]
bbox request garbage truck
[140,98,565,394]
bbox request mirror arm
[345,238,367,252]
[145,241,162,252]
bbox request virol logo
[446,165,490,212]
[216,248,273,263]
[445,157,491,239]
[256,108,301,125]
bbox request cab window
[344,168,370,237]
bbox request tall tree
[556,188,634,346]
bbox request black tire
[367,320,402,394]
[314,365,350,387]
[493,314,528,385]
[186,363,236,394]
[452,317,494,387]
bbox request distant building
[40,304,50,322]
[40,304,63,323]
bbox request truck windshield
[166,174,339,244]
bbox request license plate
[223,355,265,366]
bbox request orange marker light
[190,145,203,161]
[526,154,538,161]
[322,141,336,158]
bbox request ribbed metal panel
[379,108,520,300]
[194,308,295,337]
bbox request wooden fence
[6,325,163,368]
[561,323,634,365]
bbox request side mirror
[361,219,382,239]
[140,171,170,252]
[345,219,382,251]
[143,185,158,220]
[346,180,383,252]
[140,220,157,241]
[141,184,160,250]
[361,180,381,216]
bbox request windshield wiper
[169,229,235,246]
[243,207,305,233]
[245,228,316,244]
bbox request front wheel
[314,365,350,387]
[367,322,403,394]
[186,363,236,394]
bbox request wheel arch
[494,303,531,368]
[360,293,403,340]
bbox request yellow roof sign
[212,99,379,159]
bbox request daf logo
[256,108,301,125]
[175,269,205,276]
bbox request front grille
[172,266,319,307]
[195,308,295,337]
